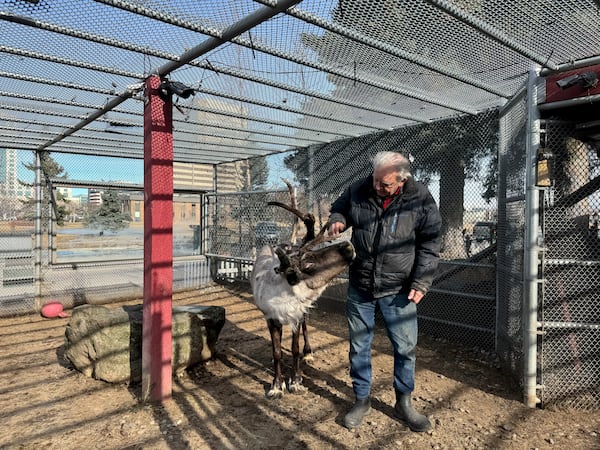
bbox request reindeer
[251,183,355,398]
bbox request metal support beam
[34,86,139,152]
[523,68,542,408]
[538,94,600,111]
[149,0,303,77]
[540,55,600,76]
[424,0,559,71]
[142,76,174,402]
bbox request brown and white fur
[251,186,355,398]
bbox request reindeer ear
[302,261,315,271]
[274,246,291,273]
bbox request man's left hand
[408,289,425,304]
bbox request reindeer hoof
[266,381,286,399]
[288,380,308,394]
[303,353,314,364]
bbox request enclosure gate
[496,91,528,403]
[203,188,298,281]
[497,83,600,411]
[538,120,600,411]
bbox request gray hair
[372,151,412,180]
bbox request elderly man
[328,151,442,432]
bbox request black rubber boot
[394,391,430,432]
[343,397,371,429]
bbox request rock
[64,303,225,383]
[501,422,516,432]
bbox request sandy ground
[0,283,599,450]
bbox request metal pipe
[418,315,494,334]
[424,0,559,71]
[499,83,526,118]
[33,150,42,309]
[523,68,542,408]
[427,288,495,302]
[36,87,138,151]
[152,0,302,77]
[540,55,600,76]
[540,321,600,330]
[308,146,315,225]
[538,93,600,111]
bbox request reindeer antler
[298,222,342,256]
[267,180,334,278]
[267,201,317,242]
[282,179,299,245]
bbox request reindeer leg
[266,319,285,399]
[301,315,314,364]
[288,323,308,394]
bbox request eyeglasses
[374,180,397,189]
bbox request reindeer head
[269,201,355,289]
[274,238,355,288]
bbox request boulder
[64,304,225,383]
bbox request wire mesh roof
[1,0,599,165]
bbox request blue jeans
[346,284,418,399]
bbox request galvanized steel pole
[523,68,542,408]
[152,0,303,78]
[33,151,43,310]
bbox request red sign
[544,63,600,104]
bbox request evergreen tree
[85,190,132,233]
[248,156,269,190]
[20,151,69,226]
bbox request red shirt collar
[382,185,402,209]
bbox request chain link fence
[0,151,210,316]
[538,119,600,410]
[496,91,528,397]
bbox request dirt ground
[1,283,599,450]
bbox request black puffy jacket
[329,175,442,298]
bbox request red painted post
[142,75,173,402]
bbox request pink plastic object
[41,302,68,318]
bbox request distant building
[172,99,250,193]
[0,148,34,199]
[174,162,214,190]
[121,192,199,226]
[88,189,103,205]
[174,161,249,192]
[55,186,73,201]
[73,194,87,205]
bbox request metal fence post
[524,67,542,408]
[33,150,43,310]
